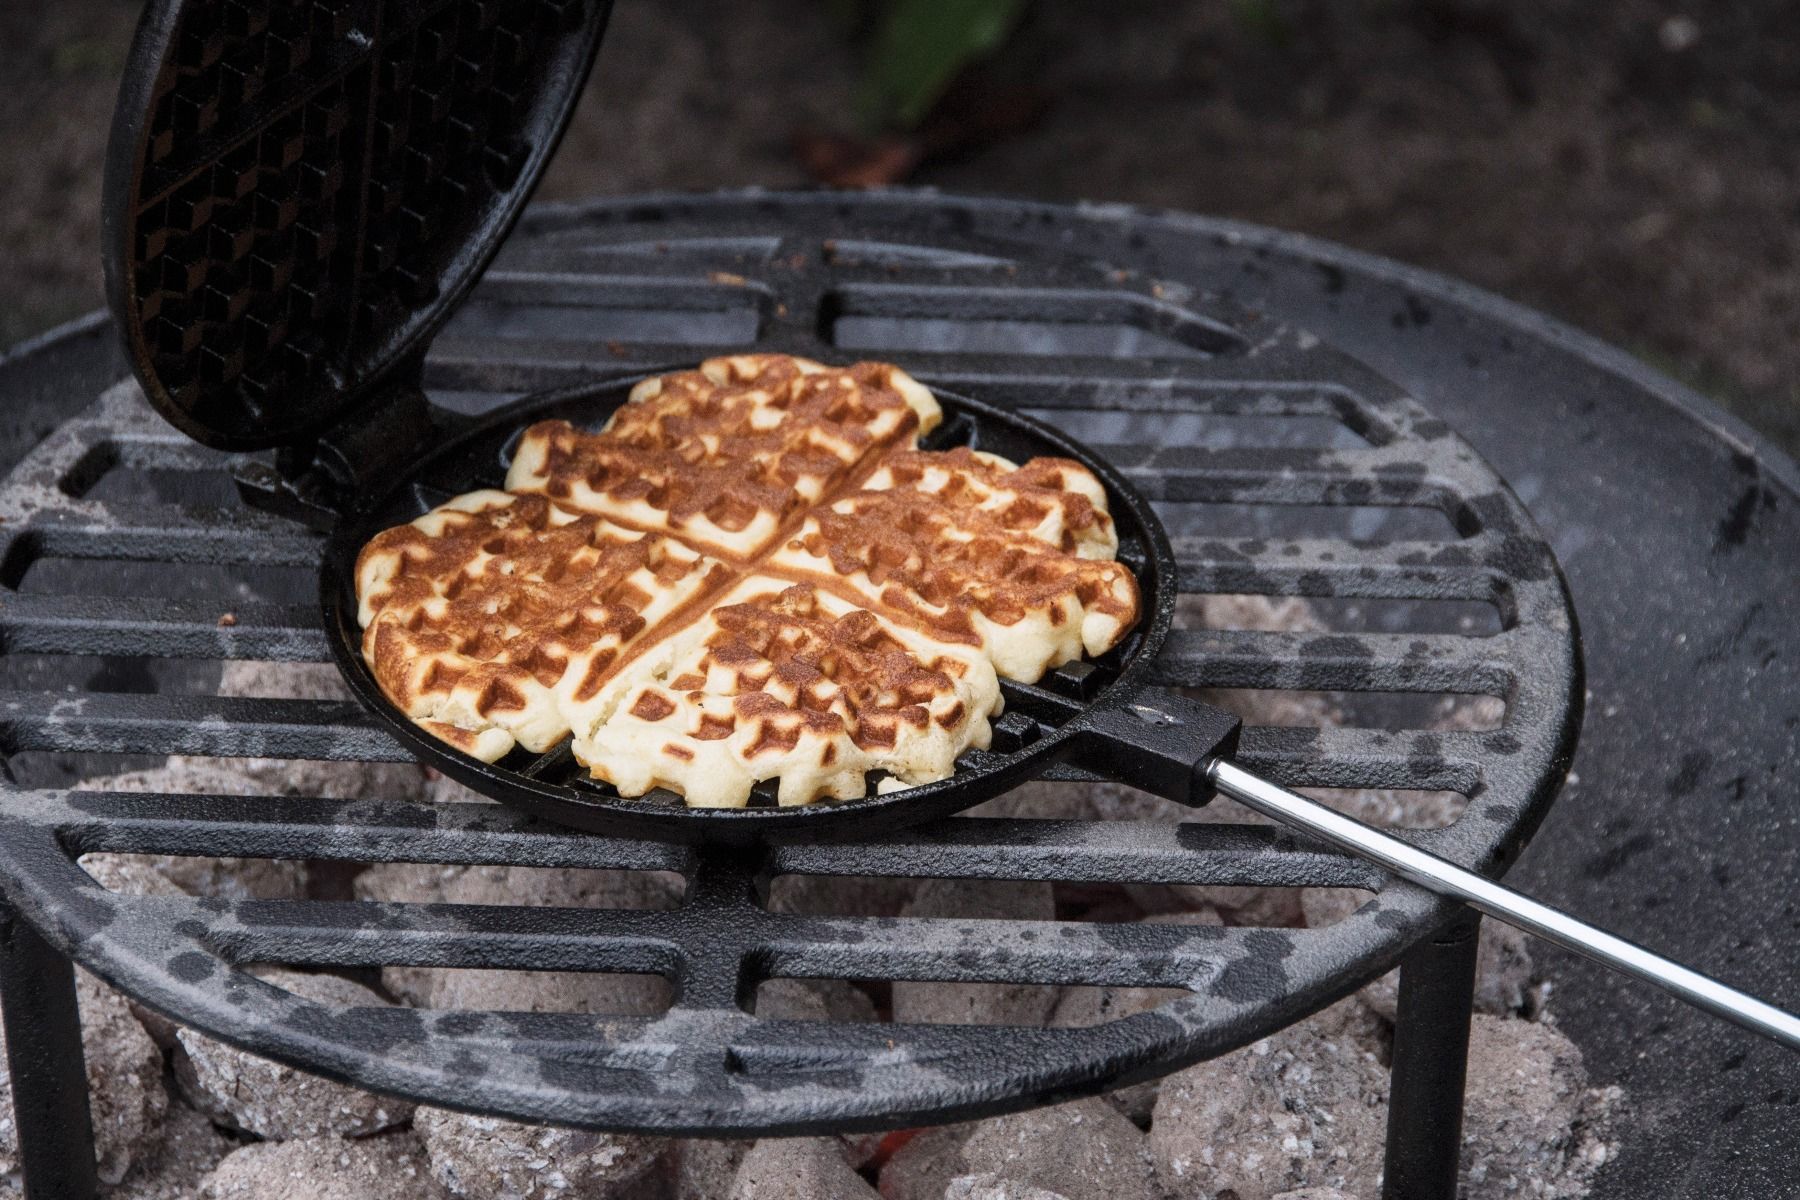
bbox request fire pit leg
[1380,907,1480,1200]
[0,902,99,1200]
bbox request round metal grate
[0,192,1579,1133]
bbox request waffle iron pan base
[318,373,1182,843]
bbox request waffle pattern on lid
[355,354,1141,807]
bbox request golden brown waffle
[505,354,940,558]
[770,448,1141,681]
[355,490,728,762]
[355,355,1141,808]
[578,578,999,808]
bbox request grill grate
[0,194,1578,1132]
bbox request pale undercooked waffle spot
[355,354,1141,808]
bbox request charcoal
[969,778,1188,827]
[957,1098,1156,1200]
[414,1107,667,1199]
[381,965,671,1016]
[726,1137,876,1199]
[671,1138,752,1200]
[0,968,168,1186]
[964,781,1108,820]
[110,1101,235,1200]
[891,879,1059,1027]
[1469,921,1537,1017]
[169,660,427,802]
[353,860,684,916]
[754,976,878,1023]
[74,763,311,899]
[197,1131,448,1199]
[764,870,920,918]
[1049,909,1223,1123]
[215,660,354,702]
[944,1176,1072,1200]
[1178,594,1330,635]
[175,969,410,1139]
[1308,783,1463,830]
[1150,1001,1389,1199]
[880,1100,1154,1200]
[879,1124,979,1200]
[422,771,499,805]
[1300,891,1536,1023]
[1460,1015,1621,1199]
[77,851,194,898]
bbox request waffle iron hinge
[1072,691,1242,807]
[230,353,440,534]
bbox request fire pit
[6,194,1799,1200]
[2,2,1797,1199]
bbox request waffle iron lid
[101,0,613,451]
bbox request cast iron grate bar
[0,595,324,660]
[1154,628,1517,695]
[0,691,404,761]
[46,789,1377,888]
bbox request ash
[2,623,1621,1198]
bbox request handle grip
[1072,691,1240,805]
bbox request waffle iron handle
[1071,691,1242,804]
[1204,758,1800,1053]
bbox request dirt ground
[2,0,1794,453]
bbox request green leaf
[857,0,1029,131]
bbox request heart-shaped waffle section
[356,355,1141,807]
[504,354,938,558]
[355,490,730,761]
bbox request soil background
[1,0,1795,453]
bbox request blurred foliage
[49,35,128,77]
[837,0,1030,131]
[839,0,1300,131]
[1227,0,1295,48]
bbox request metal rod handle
[1206,759,1800,1052]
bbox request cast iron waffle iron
[33,0,1787,1142]
[103,0,613,451]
